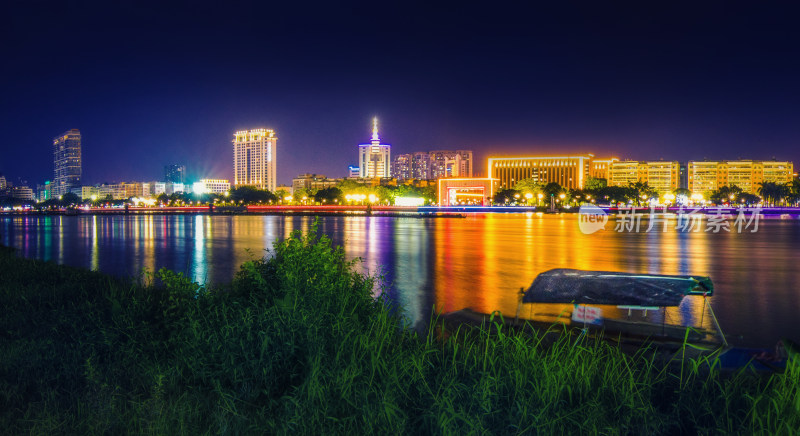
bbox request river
[2,213,799,347]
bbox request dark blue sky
[2,1,799,186]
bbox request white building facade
[193,179,231,195]
[358,118,391,178]
[233,129,277,192]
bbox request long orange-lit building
[488,154,795,197]
[688,160,794,197]
[487,155,619,190]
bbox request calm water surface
[2,214,799,347]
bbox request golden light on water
[2,213,798,346]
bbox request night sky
[2,1,799,186]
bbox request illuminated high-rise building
[233,129,277,192]
[358,118,391,178]
[53,129,81,197]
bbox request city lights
[394,197,425,207]
[3,5,800,435]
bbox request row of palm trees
[505,176,800,207]
[757,180,800,206]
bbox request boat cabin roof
[522,269,713,307]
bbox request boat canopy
[522,269,714,307]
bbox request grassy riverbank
[1,228,798,434]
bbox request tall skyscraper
[358,118,391,178]
[164,164,186,184]
[233,128,277,192]
[53,129,81,197]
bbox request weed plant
[0,228,798,435]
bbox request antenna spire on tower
[371,117,380,141]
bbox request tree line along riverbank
[0,226,798,434]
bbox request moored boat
[443,269,728,362]
[443,269,799,372]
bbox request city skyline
[4,2,800,186]
[2,119,798,190]
[3,3,800,432]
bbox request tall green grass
[0,228,798,435]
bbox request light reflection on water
[1,213,799,347]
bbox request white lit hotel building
[233,129,277,192]
[193,179,231,195]
[358,118,391,178]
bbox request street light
[537,193,543,206]
[525,193,533,203]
